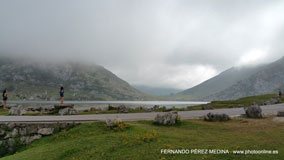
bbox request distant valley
[133,85,182,96]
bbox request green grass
[0,108,8,115]
[2,118,284,160]
[190,94,284,110]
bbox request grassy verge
[0,108,8,115]
[1,118,284,160]
[190,94,284,110]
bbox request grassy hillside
[2,119,284,160]
[190,94,284,110]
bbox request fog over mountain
[0,57,149,100]
[176,56,284,101]
[1,0,284,90]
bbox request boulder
[202,105,214,110]
[29,135,42,143]
[11,128,19,138]
[20,135,42,145]
[18,128,27,136]
[204,112,230,122]
[263,98,281,105]
[26,125,39,135]
[105,118,128,130]
[7,138,16,152]
[244,105,263,118]
[6,104,18,110]
[8,105,26,116]
[54,104,74,109]
[59,108,78,116]
[153,105,160,111]
[54,104,74,114]
[6,123,16,130]
[154,112,180,125]
[117,105,129,113]
[38,128,54,136]
[277,111,284,117]
[90,107,97,112]
[0,129,5,136]
[105,119,116,128]
[270,98,281,104]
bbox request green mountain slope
[0,57,148,100]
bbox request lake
[8,101,208,109]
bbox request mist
[1,0,284,89]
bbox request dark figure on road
[60,86,64,104]
[279,89,282,98]
[2,89,8,109]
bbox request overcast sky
[0,0,284,89]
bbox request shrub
[105,119,129,131]
[108,105,117,111]
[140,130,159,142]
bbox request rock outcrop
[8,106,26,116]
[58,108,78,116]
[153,112,180,125]
[244,104,263,118]
[204,112,230,122]
[117,105,129,113]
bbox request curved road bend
[0,104,283,123]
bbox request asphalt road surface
[0,104,283,123]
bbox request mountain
[207,57,284,100]
[133,85,182,96]
[176,57,284,101]
[0,57,148,101]
[176,65,264,100]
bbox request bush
[140,130,159,142]
[204,112,230,122]
[107,105,117,111]
[244,104,263,118]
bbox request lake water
[8,101,208,109]
[9,100,207,105]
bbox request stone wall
[0,122,77,157]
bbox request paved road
[0,104,283,123]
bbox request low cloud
[0,0,284,89]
